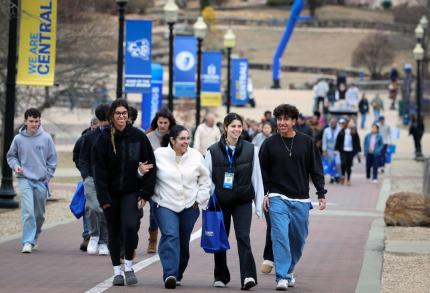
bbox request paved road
[0,164,383,293]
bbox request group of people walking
[72,100,326,290]
[8,95,404,291]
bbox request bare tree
[351,32,395,80]
[0,7,115,137]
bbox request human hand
[15,165,23,174]
[138,161,154,175]
[318,198,327,210]
[102,203,111,210]
[323,151,328,157]
[138,198,146,209]
[263,196,270,212]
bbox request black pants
[340,151,354,180]
[263,209,274,262]
[214,201,257,287]
[103,192,139,266]
[366,154,379,180]
[413,133,423,156]
[380,144,388,168]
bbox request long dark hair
[161,125,188,147]
[148,108,176,133]
[108,98,129,154]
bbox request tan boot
[147,229,158,253]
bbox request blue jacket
[363,133,384,156]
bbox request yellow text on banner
[201,92,222,107]
[17,0,57,86]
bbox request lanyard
[225,145,235,171]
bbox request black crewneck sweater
[259,132,326,199]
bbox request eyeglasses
[114,111,128,117]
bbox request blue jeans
[155,205,200,281]
[373,109,381,123]
[18,178,47,245]
[269,197,311,282]
[149,199,158,231]
[360,112,367,129]
[366,153,379,180]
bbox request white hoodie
[152,145,211,213]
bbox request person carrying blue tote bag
[201,194,230,254]
[70,181,85,219]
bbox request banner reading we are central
[17,0,57,86]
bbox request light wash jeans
[373,109,381,123]
[360,112,367,129]
[154,205,199,282]
[269,197,312,282]
[18,178,47,245]
[83,176,108,244]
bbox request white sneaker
[98,243,109,255]
[287,274,296,287]
[276,279,288,291]
[243,277,256,290]
[372,179,378,184]
[21,243,32,253]
[213,281,226,288]
[87,236,99,255]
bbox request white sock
[124,259,133,272]
[113,265,122,276]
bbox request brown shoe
[147,229,158,253]
[260,260,274,274]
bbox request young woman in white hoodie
[152,125,211,289]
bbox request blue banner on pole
[141,63,163,131]
[174,35,197,98]
[231,58,248,106]
[125,19,152,93]
[201,51,222,107]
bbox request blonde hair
[110,126,117,154]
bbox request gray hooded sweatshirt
[7,125,57,181]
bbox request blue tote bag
[69,181,85,219]
[201,194,230,253]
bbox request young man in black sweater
[259,104,327,291]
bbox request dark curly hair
[149,108,176,133]
[273,104,299,121]
[24,108,41,119]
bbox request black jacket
[92,124,156,206]
[259,132,326,199]
[359,99,369,114]
[79,127,104,179]
[208,137,255,207]
[335,128,361,155]
[72,127,91,171]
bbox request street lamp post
[413,43,424,124]
[116,0,128,100]
[0,0,19,208]
[223,28,236,114]
[420,15,428,76]
[193,17,208,130]
[164,0,179,112]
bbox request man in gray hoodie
[7,108,57,253]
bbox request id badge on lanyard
[223,145,235,189]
